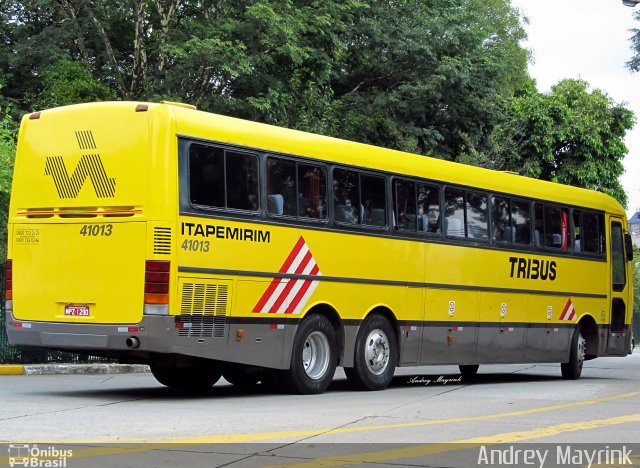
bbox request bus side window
[361,174,386,226]
[418,183,440,233]
[534,203,543,247]
[444,188,465,237]
[512,200,531,245]
[267,157,296,216]
[582,212,600,254]
[543,205,569,250]
[394,179,416,231]
[466,191,488,240]
[573,210,582,253]
[333,168,359,224]
[298,163,327,219]
[492,196,510,242]
[226,151,259,211]
[188,143,224,208]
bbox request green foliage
[331,0,529,159]
[0,0,633,207]
[493,79,635,207]
[0,102,16,262]
[628,11,640,72]
[0,0,529,157]
[29,60,115,110]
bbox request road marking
[2,412,638,467]
[267,413,640,467]
[19,390,639,444]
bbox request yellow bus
[4,101,635,394]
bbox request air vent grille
[178,282,228,338]
[153,227,172,255]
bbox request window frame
[179,137,608,262]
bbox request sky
[511,0,640,218]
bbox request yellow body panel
[12,222,146,323]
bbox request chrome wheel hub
[364,329,390,375]
[302,331,330,380]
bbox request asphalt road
[1,351,639,467]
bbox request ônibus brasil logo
[8,444,73,467]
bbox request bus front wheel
[345,314,397,391]
[561,326,585,380]
[150,363,222,390]
[281,314,337,394]
[222,366,263,386]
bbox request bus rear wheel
[150,363,222,390]
[281,314,337,394]
[561,326,585,380]
[345,314,397,391]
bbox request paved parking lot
[1,352,639,466]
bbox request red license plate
[64,305,90,317]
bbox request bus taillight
[4,260,12,312]
[4,260,12,299]
[144,260,169,315]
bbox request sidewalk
[0,363,150,375]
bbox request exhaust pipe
[126,336,140,349]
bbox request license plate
[64,305,90,317]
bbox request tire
[459,364,479,378]
[222,366,263,386]
[345,314,397,391]
[150,363,222,390]
[561,326,585,380]
[280,314,337,394]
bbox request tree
[492,79,635,207]
[331,0,529,158]
[0,0,529,153]
[28,60,115,110]
[628,10,640,72]
[0,100,16,262]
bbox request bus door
[606,218,631,356]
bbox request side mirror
[625,233,634,261]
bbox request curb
[0,365,25,375]
[0,364,150,375]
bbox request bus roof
[34,101,625,216]
[158,102,625,216]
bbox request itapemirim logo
[44,130,116,199]
[8,444,73,467]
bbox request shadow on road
[27,365,600,401]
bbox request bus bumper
[4,311,295,369]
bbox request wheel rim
[577,334,586,370]
[364,329,390,376]
[302,331,330,380]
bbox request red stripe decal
[279,236,306,273]
[253,236,323,314]
[270,251,313,312]
[285,264,320,314]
